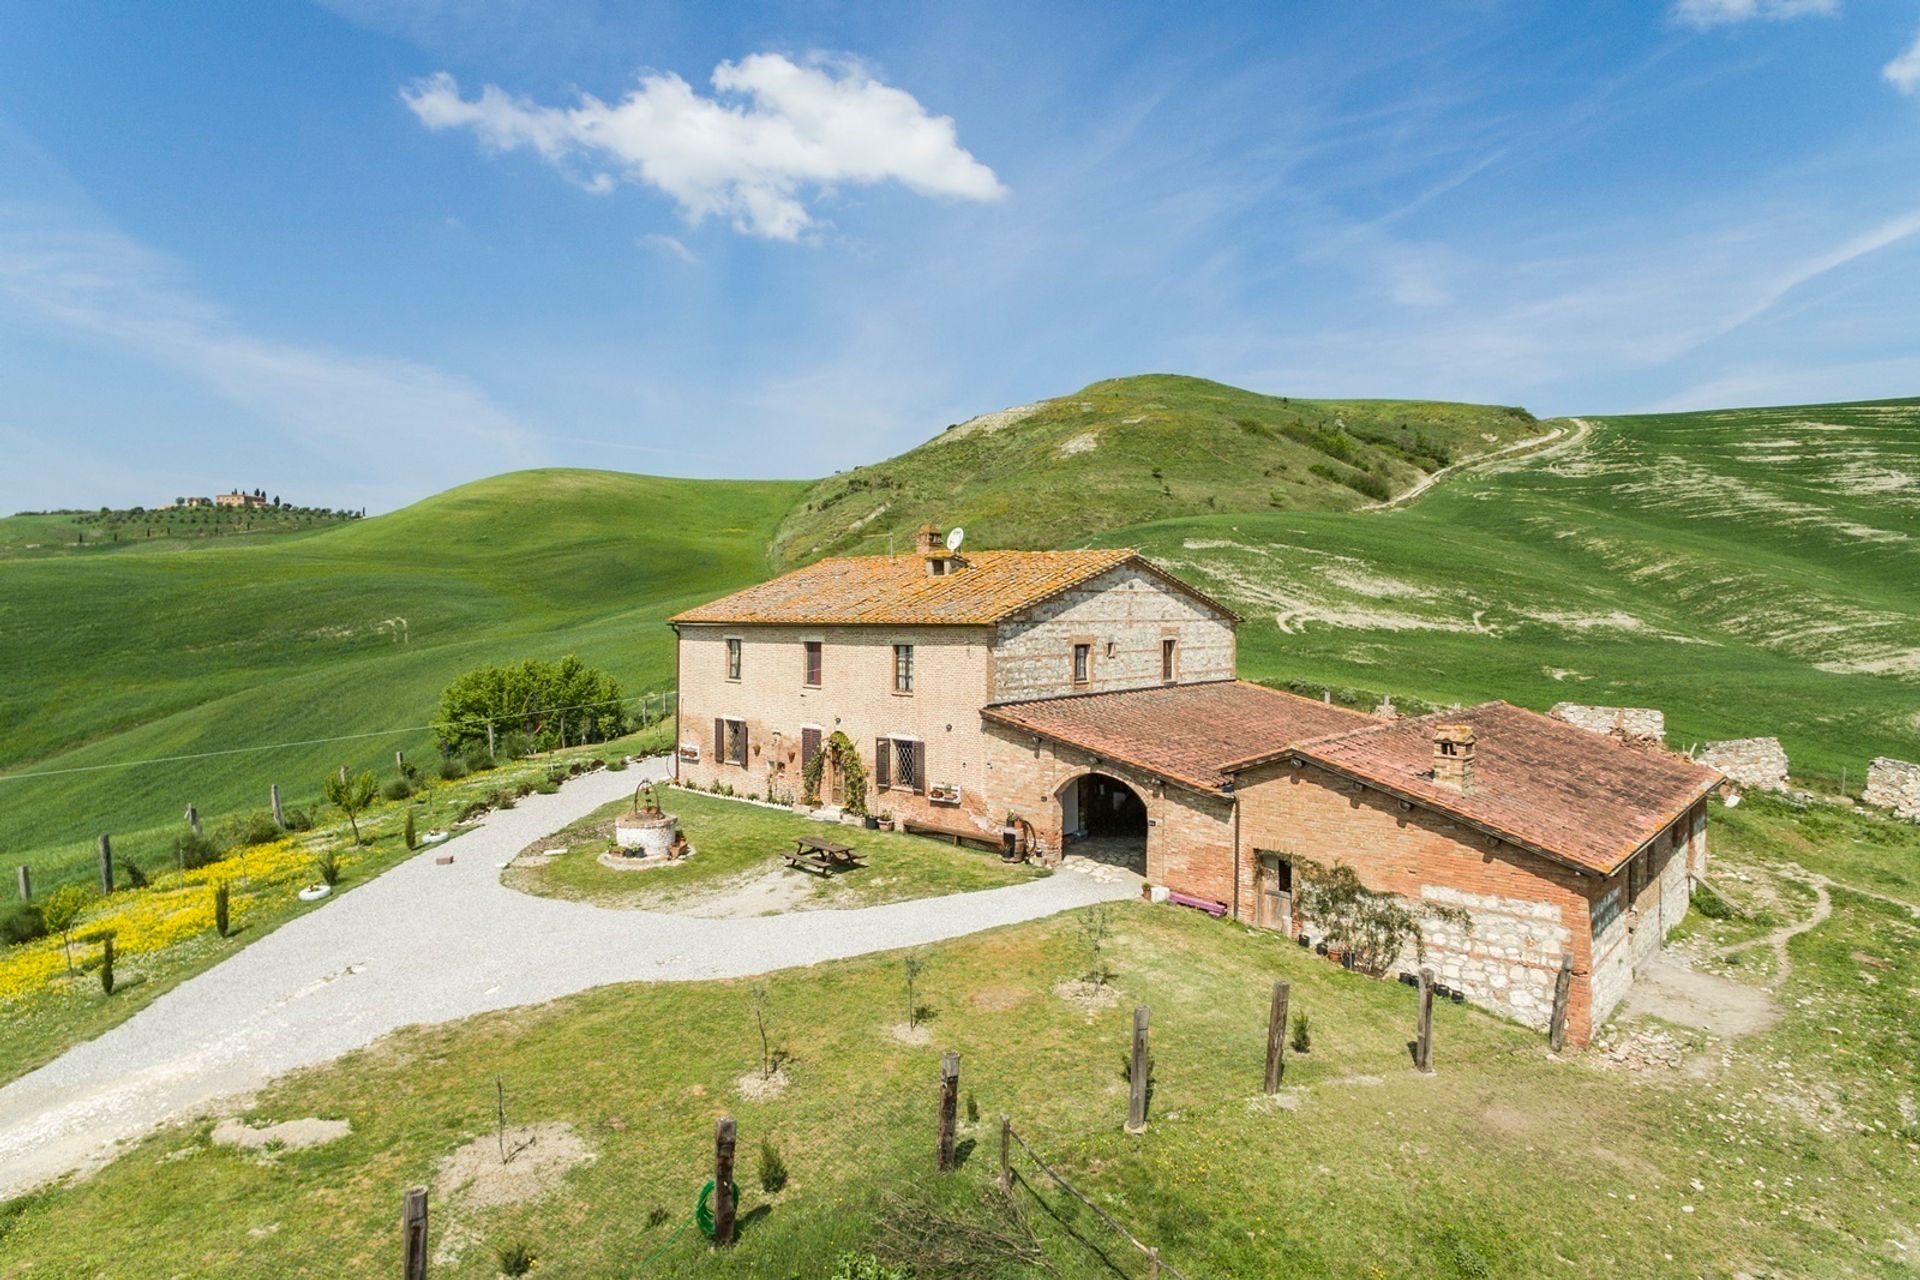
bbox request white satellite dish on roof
[946,527,965,553]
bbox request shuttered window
[1161,637,1177,681]
[801,727,822,773]
[803,641,822,687]
[874,738,890,789]
[715,718,746,766]
[875,737,923,792]
[725,638,742,681]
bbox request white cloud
[402,54,1007,241]
[1670,0,1837,29]
[1886,31,1920,94]
[638,232,698,264]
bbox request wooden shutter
[874,738,890,789]
[801,727,821,771]
[714,718,725,762]
[914,741,927,795]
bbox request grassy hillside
[770,374,1544,566]
[0,470,804,882]
[0,505,357,558]
[1099,399,1920,781]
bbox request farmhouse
[671,526,1721,1044]
[214,488,270,509]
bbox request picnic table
[782,835,864,876]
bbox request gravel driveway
[0,759,1132,1197]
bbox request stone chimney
[1432,723,1476,794]
[914,522,943,554]
[916,521,959,576]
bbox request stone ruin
[1695,737,1791,791]
[1862,758,1920,821]
[1549,703,1666,746]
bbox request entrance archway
[1058,772,1148,874]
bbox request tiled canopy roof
[982,681,1376,794]
[672,548,1236,626]
[1274,701,1723,875]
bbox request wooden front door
[1256,853,1292,931]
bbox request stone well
[614,810,677,858]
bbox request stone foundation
[1411,885,1572,1031]
[1696,737,1789,791]
[1550,703,1665,745]
[1863,757,1920,820]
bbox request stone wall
[990,564,1235,702]
[1549,703,1666,745]
[1696,737,1790,791]
[1414,885,1571,1030]
[1863,757,1920,820]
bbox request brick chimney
[914,522,942,554]
[916,521,960,576]
[1432,723,1476,794]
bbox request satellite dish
[946,527,965,553]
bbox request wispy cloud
[1670,0,1838,30]
[638,232,698,264]
[1886,30,1920,94]
[0,205,533,466]
[403,54,1007,241]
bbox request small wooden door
[1256,853,1292,931]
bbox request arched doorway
[1058,772,1148,874]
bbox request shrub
[43,884,92,974]
[496,794,516,810]
[122,861,149,890]
[498,731,535,761]
[438,756,468,782]
[965,1091,979,1125]
[829,1253,907,1280]
[1691,882,1736,920]
[433,655,629,754]
[313,849,339,887]
[213,883,231,938]
[605,757,628,772]
[381,778,413,803]
[172,831,225,871]
[1,903,47,947]
[462,744,494,773]
[534,782,559,795]
[757,1137,789,1193]
[1290,1011,1311,1054]
[225,810,282,849]
[403,811,417,851]
[281,806,316,832]
[98,935,115,995]
[496,1242,534,1276]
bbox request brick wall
[991,564,1235,701]
[676,622,1004,834]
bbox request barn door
[1256,853,1292,932]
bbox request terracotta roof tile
[982,681,1377,793]
[671,549,1226,626]
[1282,702,1722,875]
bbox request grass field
[3,795,1914,1278]
[0,505,357,558]
[0,471,804,887]
[504,786,1046,914]
[1103,400,1920,782]
[771,374,1545,566]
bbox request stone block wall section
[1863,757,1920,820]
[1549,703,1666,744]
[1695,737,1791,791]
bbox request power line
[0,691,673,784]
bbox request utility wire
[0,691,673,784]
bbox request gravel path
[0,759,1132,1197]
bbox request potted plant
[863,812,880,830]
[876,810,896,832]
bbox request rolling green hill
[770,374,1545,566]
[1097,400,1920,781]
[0,470,805,882]
[0,505,358,558]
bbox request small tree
[903,951,925,1029]
[757,1136,789,1193]
[98,935,116,995]
[1076,904,1114,987]
[41,884,92,975]
[213,882,231,937]
[751,984,773,1079]
[403,810,417,851]
[324,768,378,845]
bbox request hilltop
[770,374,1544,566]
[0,503,361,558]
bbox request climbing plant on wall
[800,731,869,816]
[1293,858,1469,975]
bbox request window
[893,643,914,693]
[713,717,748,766]
[875,736,923,793]
[929,558,948,576]
[724,637,742,681]
[1072,643,1091,685]
[1161,637,1177,681]
[803,641,822,687]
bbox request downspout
[671,622,682,788]
[1229,786,1241,923]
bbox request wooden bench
[781,835,863,876]
[901,819,1003,854]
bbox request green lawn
[6,796,1914,1278]
[505,786,1047,913]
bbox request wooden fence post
[1415,967,1435,1074]
[487,720,496,761]
[186,804,201,837]
[1549,953,1574,1052]
[1264,980,1291,1093]
[937,1051,961,1171]
[395,750,406,774]
[401,1185,428,1280]
[998,1115,1012,1194]
[97,835,113,894]
[271,783,285,830]
[713,1115,737,1247]
[15,866,29,903]
[1126,1005,1150,1133]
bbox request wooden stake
[1264,980,1291,1093]
[1415,968,1435,1074]
[271,783,285,830]
[401,1185,428,1280]
[395,750,406,774]
[713,1115,737,1247]
[15,865,28,904]
[937,1051,961,1171]
[186,804,201,837]
[1126,1005,1150,1133]
[97,835,113,894]
[1549,953,1574,1052]
[338,765,348,786]
[487,719,496,760]
[998,1114,1012,1194]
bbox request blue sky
[3,0,1919,514]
